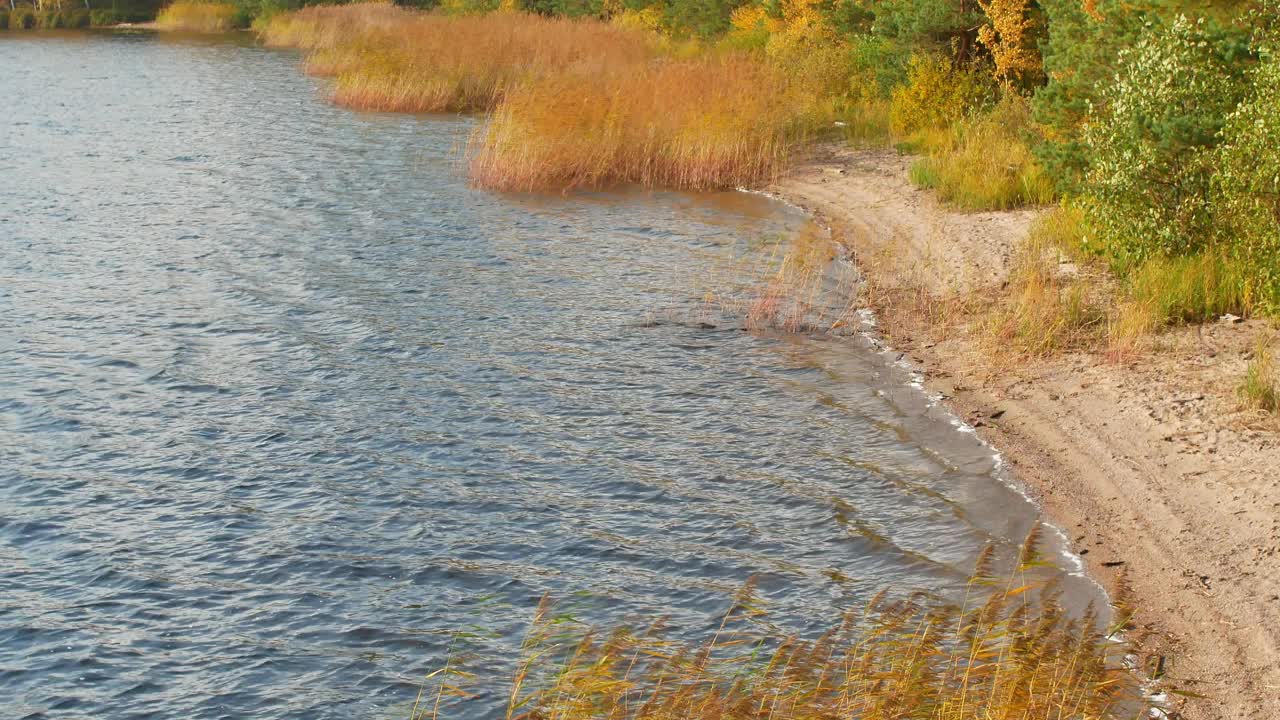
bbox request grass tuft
[261,6,658,114]
[908,97,1055,211]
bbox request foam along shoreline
[771,144,1280,720]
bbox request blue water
[0,30,1091,719]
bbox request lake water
[1,30,1097,720]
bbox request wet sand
[773,145,1280,720]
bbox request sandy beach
[773,145,1280,720]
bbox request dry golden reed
[262,5,825,190]
[262,5,657,113]
[467,53,819,191]
[155,0,238,32]
[415,531,1156,720]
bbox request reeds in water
[155,0,239,32]
[261,6,658,114]
[261,5,825,190]
[468,53,821,191]
[414,531,1156,720]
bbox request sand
[772,145,1280,719]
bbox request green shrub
[1079,15,1251,268]
[108,0,167,23]
[0,10,9,29]
[872,0,985,55]
[1031,0,1150,194]
[846,34,909,98]
[1214,54,1280,313]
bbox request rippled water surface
[2,31,1092,720]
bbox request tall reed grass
[262,6,658,113]
[414,530,1155,720]
[469,53,820,191]
[262,5,825,190]
[155,0,240,32]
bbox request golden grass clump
[155,0,239,32]
[720,223,860,333]
[468,53,822,191]
[414,531,1157,720]
[261,6,658,114]
[258,2,406,53]
[261,5,823,190]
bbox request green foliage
[1031,0,1151,194]
[846,34,909,97]
[524,0,599,16]
[661,0,750,38]
[873,0,985,56]
[1214,51,1280,311]
[106,0,167,22]
[1078,15,1252,267]
[1125,252,1252,324]
[30,8,92,28]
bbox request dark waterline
[1,31,1096,719]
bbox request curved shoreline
[771,145,1280,720]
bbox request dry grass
[262,5,824,190]
[985,206,1108,359]
[155,0,239,32]
[468,52,821,191]
[740,223,860,333]
[414,530,1156,720]
[261,5,658,114]
[982,206,1257,363]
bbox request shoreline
[771,145,1280,720]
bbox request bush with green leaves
[1214,55,1280,311]
[1078,15,1251,269]
[872,0,984,55]
[1031,0,1157,194]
